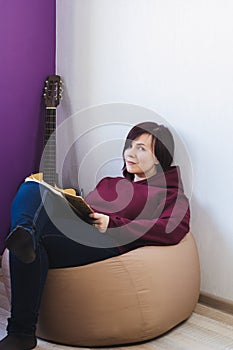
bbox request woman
[0,121,190,350]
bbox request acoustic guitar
[28,75,75,194]
[27,75,94,220]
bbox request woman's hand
[89,213,110,233]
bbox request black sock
[0,334,37,350]
[5,227,36,264]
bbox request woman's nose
[125,147,136,158]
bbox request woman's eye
[138,146,145,151]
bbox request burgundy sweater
[85,166,190,254]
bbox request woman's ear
[154,156,160,165]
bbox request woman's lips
[126,161,136,165]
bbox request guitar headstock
[43,75,63,108]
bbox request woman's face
[124,133,159,181]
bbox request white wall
[56,0,233,301]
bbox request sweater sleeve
[107,190,190,246]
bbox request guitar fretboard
[43,107,57,185]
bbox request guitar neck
[43,107,57,185]
[42,74,62,186]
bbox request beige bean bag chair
[2,232,200,347]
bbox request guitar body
[28,173,76,196]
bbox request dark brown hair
[122,121,174,180]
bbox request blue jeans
[7,182,120,336]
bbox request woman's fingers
[89,213,109,233]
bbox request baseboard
[199,291,233,315]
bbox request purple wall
[0,0,56,254]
